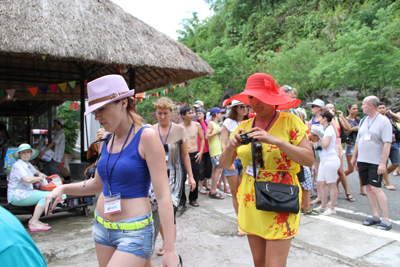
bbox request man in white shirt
[351,96,392,230]
[38,118,65,177]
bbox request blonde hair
[325,103,335,110]
[153,97,174,111]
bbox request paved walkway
[26,187,400,266]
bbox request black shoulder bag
[338,118,349,144]
[252,143,300,214]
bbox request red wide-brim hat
[223,73,301,110]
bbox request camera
[240,132,257,145]
[315,144,323,151]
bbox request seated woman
[8,144,52,231]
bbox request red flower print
[281,173,293,185]
[271,172,280,183]
[277,164,287,170]
[290,129,299,140]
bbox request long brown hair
[116,97,145,126]
[228,106,249,122]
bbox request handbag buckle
[290,187,293,195]
[265,184,269,192]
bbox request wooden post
[47,100,52,143]
[80,78,85,162]
[185,81,189,106]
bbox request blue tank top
[97,126,151,198]
[311,116,320,126]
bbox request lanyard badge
[104,124,134,214]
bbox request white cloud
[111,0,212,40]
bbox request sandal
[29,225,51,232]
[199,189,207,195]
[346,194,355,202]
[302,209,319,216]
[376,222,392,231]
[363,217,381,226]
[237,231,245,236]
[204,185,211,191]
[157,247,164,256]
[224,187,231,194]
[385,185,396,190]
[310,199,321,205]
[189,200,199,207]
[217,184,222,190]
[209,192,224,199]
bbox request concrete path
[23,186,400,267]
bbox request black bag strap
[251,142,257,183]
[337,117,345,135]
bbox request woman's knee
[37,198,46,206]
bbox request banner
[28,87,38,98]
[5,89,16,99]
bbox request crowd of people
[3,72,400,267]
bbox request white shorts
[317,156,340,183]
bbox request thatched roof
[0,0,213,101]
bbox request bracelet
[221,147,235,159]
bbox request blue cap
[210,107,226,116]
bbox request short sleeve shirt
[319,125,337,160]
[52,129,65,162]
[356,114,392,165]
[7,159,36,203]
[223,118,240,137]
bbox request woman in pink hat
[45,75,180,267]
[220,73,314,267]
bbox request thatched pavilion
[0,0,213,159]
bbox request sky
[111,0,213,40]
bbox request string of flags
[65,101,80,111]
[135,82,186,103]
[1,80,85,100]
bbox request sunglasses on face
[311,105,319,109]
[284,86,293,93]
[238,105,249,109]
[254,143,264,168]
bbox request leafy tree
[311,6,400,98]
[57,103,80,154]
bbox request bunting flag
[5,89,16,99]
[0,90,4,98]
[133,82,187,104]
[39,86,47,95]
[58,82,67,92]
[28,87,38,98]
[42,55,46,60]
[49,84,58,94]
[68,81,76,89]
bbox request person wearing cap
[206,107,226,200]
[45,75,180,267]
[221,100,249,235]
[8,144,53,231]
[280,85,299,114]
[37,117,65,177]
[306,98,325,204]
[220,73,314,266]
[309,111,341,215]
[192,100,204,121]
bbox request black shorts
[358,162,383,188]
[199,152,212,180]
[182,152,201,182]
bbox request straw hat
[230,100,245,107]
[84,75,135,116]
[12,143,39,161]
[224,73,301,110]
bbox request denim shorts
[389,142,400,165]
[92,211,154,259]
[223,158,243,177]
[345,144,355,156]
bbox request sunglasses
[284,86,293,93]
[254,143,264,168]
[311,105,320,109]
[238,105,249,109]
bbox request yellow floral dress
[231,112,308,240]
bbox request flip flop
[310,199,321,205]
[385,185,396,190]
[189,200,199,207]
[360,192,367,196]
[199,190,207,195]
[346,194,355,202]
[209,192,224,199]
[237,231,246,236]
[224,187,231,194]
[156,247,164,256]
[29,225,51,232]
[363,217,381,226]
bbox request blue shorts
[92,211,154,259]
[223,158,243,177]
[345,144,355,156]
[389,143,400,165]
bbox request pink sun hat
[84,74,135,116]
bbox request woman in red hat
[220,73,314,267]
